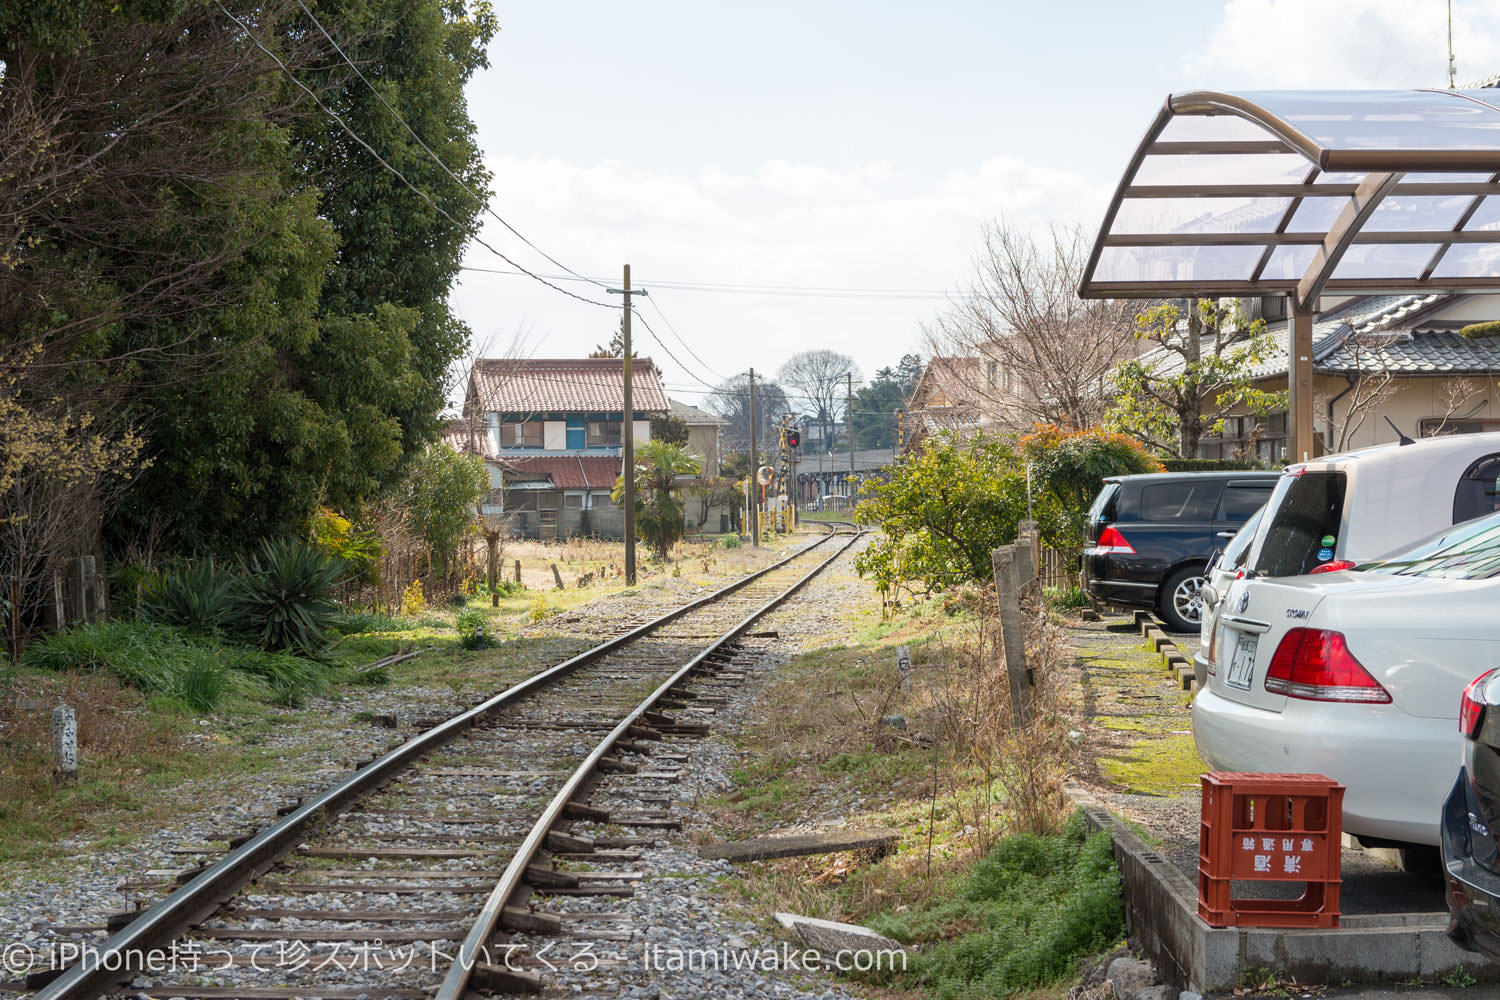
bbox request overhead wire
[290,0,610,291]
[458,266,964,301]
[214,1,615,311]
[645,296,726,382]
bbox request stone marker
[773,912,904,959]
[52,704,77,779]
[699,828,900,862]
[895,644,912,692]
[551,563,564,590]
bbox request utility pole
[608,265,647,585]
[847,372,855,501]
[748,367,760,548]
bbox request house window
[564,492,584,509]
[986,361,998,389]
[587,420,622,447]
[1422,417,1500,437]
[499,420,543,447]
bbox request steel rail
[435,527,865,1000]
[32,526,851,1000]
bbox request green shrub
[447,591,469,608]
[171,657,231,712]
[481,579,526,598]
[720,534,743,549]
[238,539,345,657]
[1045,585,1089,609]
[224,648,329,707]
[456,608,496,650]
[869,812,1124,999]
[106,562,151,618]
[138,560,240,635]
[22,623,230,712]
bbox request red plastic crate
[1198,772,1344,928]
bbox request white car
[1194,510,1500,848]
[1194,506,1265,686]
[1195,433,1500,685]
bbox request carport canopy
[1078,89,1500,462]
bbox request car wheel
[1158,566,1208,633]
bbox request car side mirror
[1200,584,1220,610]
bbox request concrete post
[896,645,912,693]
[991,546,1032,728]
[52,705,77,779]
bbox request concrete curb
[1067,784,1499,991]
[1129,611,1196,692]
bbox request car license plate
[1225,632,1258,690]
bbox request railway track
[24,524,862,1000]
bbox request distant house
[461,357,671,540]
[668,398,724,478]
[1153,294,1500,462]
[667,398,731,533]
[902,356,988,451]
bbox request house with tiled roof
[901,356,990,451]
[1140,294,1500,462]
[461,358,672,540]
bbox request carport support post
[1288,298,1316,464]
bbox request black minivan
[1082,471,1280,632]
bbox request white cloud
[451,153,1105,396]
[1193,0,1500,89]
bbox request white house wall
[543,421,566,450]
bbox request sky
[446,0,1500,411]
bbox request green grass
[1101,733,1205,797]
[866,812,1125,999]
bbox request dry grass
[0,671,188,859]
[714,580,1079,933]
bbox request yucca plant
[238,539,346,658]
[138,559,240,635]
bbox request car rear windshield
[1250,471,1347,577]
[1364,512,1500,580]
[1222,507,1265,569]
[1088,483,1120,524]
[1137,480,1221,521]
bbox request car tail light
[1096,526,1135,554]
[1309,560,1356,575]
[1207,625,1218,673]
[1461,669,1498,738]
[1263,628,1392,703]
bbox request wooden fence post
[551,563,564,590]
[991,546,1032,727]
[514,559,522,584]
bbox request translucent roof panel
[1111,197,1291,235]
[1231,91,1500,158]
[1080,89,1500,303]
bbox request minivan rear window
[1088,483,1120,524]
[1252,471,1347,577]
[1454,453,1500,523]
[1138,481,1221,522]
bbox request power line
[630,308,721,392]
[291,0,608,291]
[214,2,615,311]
[458,265,964,301]
[647,297,727,382]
